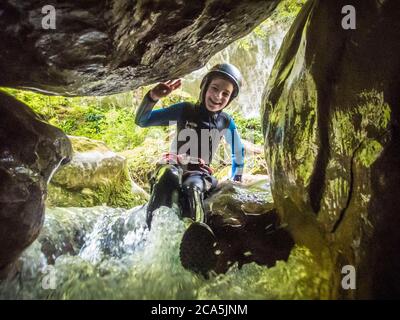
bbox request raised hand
[149,79,182,101]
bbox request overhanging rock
[0,0,280,96]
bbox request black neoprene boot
[179,186,218,277]
[146,165,181,228]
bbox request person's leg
[179,172,220,276]
[181,172,218,221]
[146,164,182,228]
[180,174,206,222]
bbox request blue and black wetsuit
[135,92,245,179]
[135,92,245,225]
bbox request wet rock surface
[262,0,400,298]
[0,91,71,278]
[204,179,294,274]
[0,0,280,96]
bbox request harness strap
[159,152,213,175]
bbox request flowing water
[0,202,327,300]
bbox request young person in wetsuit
[135,63,245,274]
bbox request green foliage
[231,111,263,145]
[0,87,198,153]
[237,38,251,51]
[236,0,306,51]
[274,0,307,21]
[263,0,306,30]
[0,87,155,152]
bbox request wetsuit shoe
[146,165,181,228]
[179,222,218,277]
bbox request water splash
[0,203,327,300]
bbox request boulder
[0,0,280,96]
[262,0,400,299]
[205,179,294,274]
[0,90,71,278]
[47,136,149,208]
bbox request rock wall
[262,0,400,299]
[0,91,72,278]
[0,0,280,96]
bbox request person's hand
[149,79,181,101]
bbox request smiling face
[204,77,234,112]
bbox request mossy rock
[121,137,169,192]
[47,136,148,208]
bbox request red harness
[159,153,213,175]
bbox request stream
[0,181,325,300]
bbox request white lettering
[41,5,56,30]
[341,265,356,289]
[341,5,356,30]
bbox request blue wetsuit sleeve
[135,92,185,127]
[224,118,245,178]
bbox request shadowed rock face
[0,91,72,278]
[205,181,294,274]
[262,0,400,299]
[0,0,280,96]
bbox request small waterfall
[0,203,324,300]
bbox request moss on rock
[47,136,148,208]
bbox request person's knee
[160,164,179,175]
[182,176,205,192]
[156,164,180,180]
